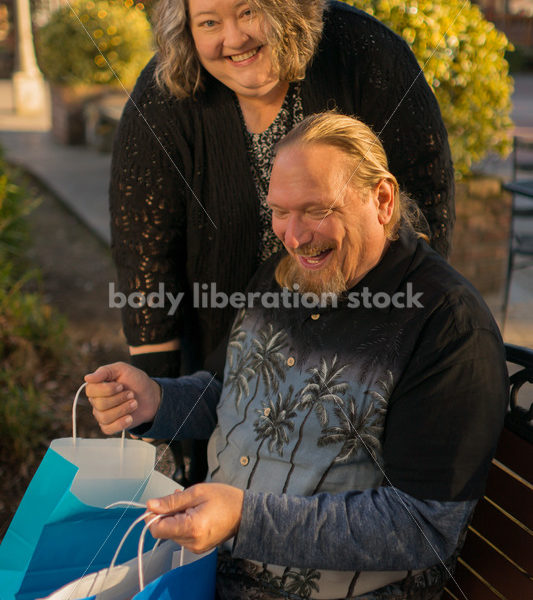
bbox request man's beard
[275,252,347,299]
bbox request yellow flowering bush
[343,0,514,175]
[37,0,153,88]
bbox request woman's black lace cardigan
[109,1,455,364]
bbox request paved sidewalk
[0,80,112,243]
[1,77,533,347]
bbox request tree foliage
[344,0,514,175]
[37,0,153,87]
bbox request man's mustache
[291,244,334,257]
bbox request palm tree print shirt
[138,228,507,598]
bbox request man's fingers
[149,513,189,540]
[147,488,198,515]
[144,484,243,554]
[145,492,192,541]
[99,414,133,436]
[84,362,128,385]
[92,395,137,426]
[148,510,210,553]
[87,389,134,411]
[85,381,126,400]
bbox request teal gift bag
[0,384,180,600]
[39,512,217,600]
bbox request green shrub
[0,264,66,364]
[0,171,36,273]
[37,0,153,87]
[344,0,514,175]
[0,296,63,464]
[0,158,66,462]
[0,374,55,463]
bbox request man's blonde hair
[153,0,326,98]
[275,112,427,241]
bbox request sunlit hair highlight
[153,0,326,99]
[275,111,428,242]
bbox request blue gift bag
[0,436,179,600]
[39,516,217,600]
[132,547,217,600]
[41,544,217,600]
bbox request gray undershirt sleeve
[129,372,222,439]
[130,374,474,572]
[233,487,475,571]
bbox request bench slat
[444,561,503,600]
[484,462,533,530]
[451,345,533,599]
[494,426,533,484]
[471,497,533,574]
[460,528,533,598]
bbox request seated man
[86,113,507,599]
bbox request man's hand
[84,362,161,434]
[146,483,245,554]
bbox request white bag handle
[72,381,125,448]
[98,500,185,593]
[138,515,164,590]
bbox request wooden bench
[443,343,533,600]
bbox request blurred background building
[476,0,533,16]
[475,0,533,47]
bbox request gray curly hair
[153,0,327,98]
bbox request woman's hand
[146,483,245,554]
[84,362,161,434]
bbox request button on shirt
[203,228,506,597]
[142,228,507,599]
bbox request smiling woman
[109,0,455,489]
[187,0,288,129]
[154,0,324,98]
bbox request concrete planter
[49,84,110,145]
[449,176,511,295]
[84,93,127,152]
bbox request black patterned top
[239,83,304,263]
[135,228,506,599]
